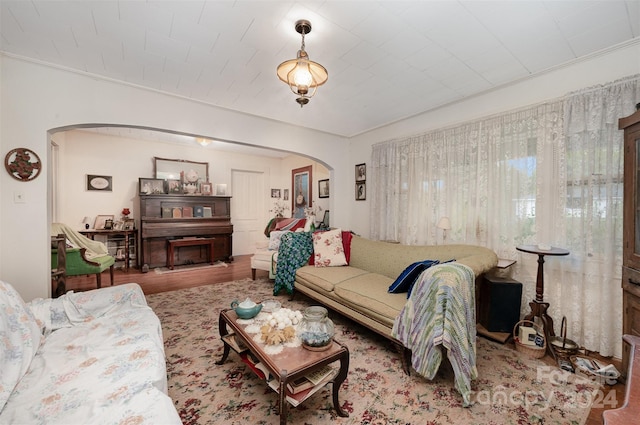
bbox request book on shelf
[267,369,336,407]
[194,206,204,217]
[161,207,172,218]
[203,206,212,217]
[240,353,271,380]
[182,206,193,217]
[286,364,335,393]
[172,207,182,218]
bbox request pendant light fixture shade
[277,20,328,107]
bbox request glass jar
[298,306,335,351]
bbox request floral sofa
[0,281,181,424]
[293,235,498,371]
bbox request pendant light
[276,20,328,107]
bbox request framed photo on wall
[283,189,289,201]
[87,174,112,191]
[355,163,366,182]
[318,179,329,198]
[292,165,312,218]
[356,182,366,201]
[271,188,281,198]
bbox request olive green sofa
[294,235,498,371]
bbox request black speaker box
[478,276,523,333]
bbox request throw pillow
[388,259,440,294]
[313,228,348,267]
[0,281,43,412]
[309,230,353,266]
[268,230,289,251]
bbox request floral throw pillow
[313,228,347,267]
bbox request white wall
[0,56,349,301]
[55,129,330,255]
[57,130,280,225]
[348,41,640,237]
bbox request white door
[231,169,266,255]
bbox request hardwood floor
[59,254,625,424]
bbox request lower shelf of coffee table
[266,368,337,407]
[222,333,249,354]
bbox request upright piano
[139,194,233,270]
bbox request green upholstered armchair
[51,223,115,290]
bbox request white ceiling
[1,0,639,138]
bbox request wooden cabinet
[621,110,640,374]
[139,194,233,270]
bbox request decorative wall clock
[4,148,42,181]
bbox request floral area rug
[146,278,599,425]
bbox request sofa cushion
[333,274,408,321]
[0,281,43,413]
[388,259,440,294]
[313,228,348,267]
[296,265,369,292]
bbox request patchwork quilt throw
[391,262,477,406]
[273,231,313,295]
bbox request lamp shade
[276,53,328,94]
[437,217,451,230]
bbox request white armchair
[250,240,278,280]
[250,218,307,280]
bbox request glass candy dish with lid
[297,306,335,351]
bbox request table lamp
[437,217,451,244]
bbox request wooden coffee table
[216,308,349,424]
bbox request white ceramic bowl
[261,299,281,313]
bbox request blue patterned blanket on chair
[391,262,477,406]
[273,232,313,295]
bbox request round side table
[516,244,569,357]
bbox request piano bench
[167,238,216,270]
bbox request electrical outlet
[13,191,26,203]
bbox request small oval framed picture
[87,174,112,191]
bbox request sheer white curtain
[370,75,640,357]
[371,103,562,257]
[546,76,640,357]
